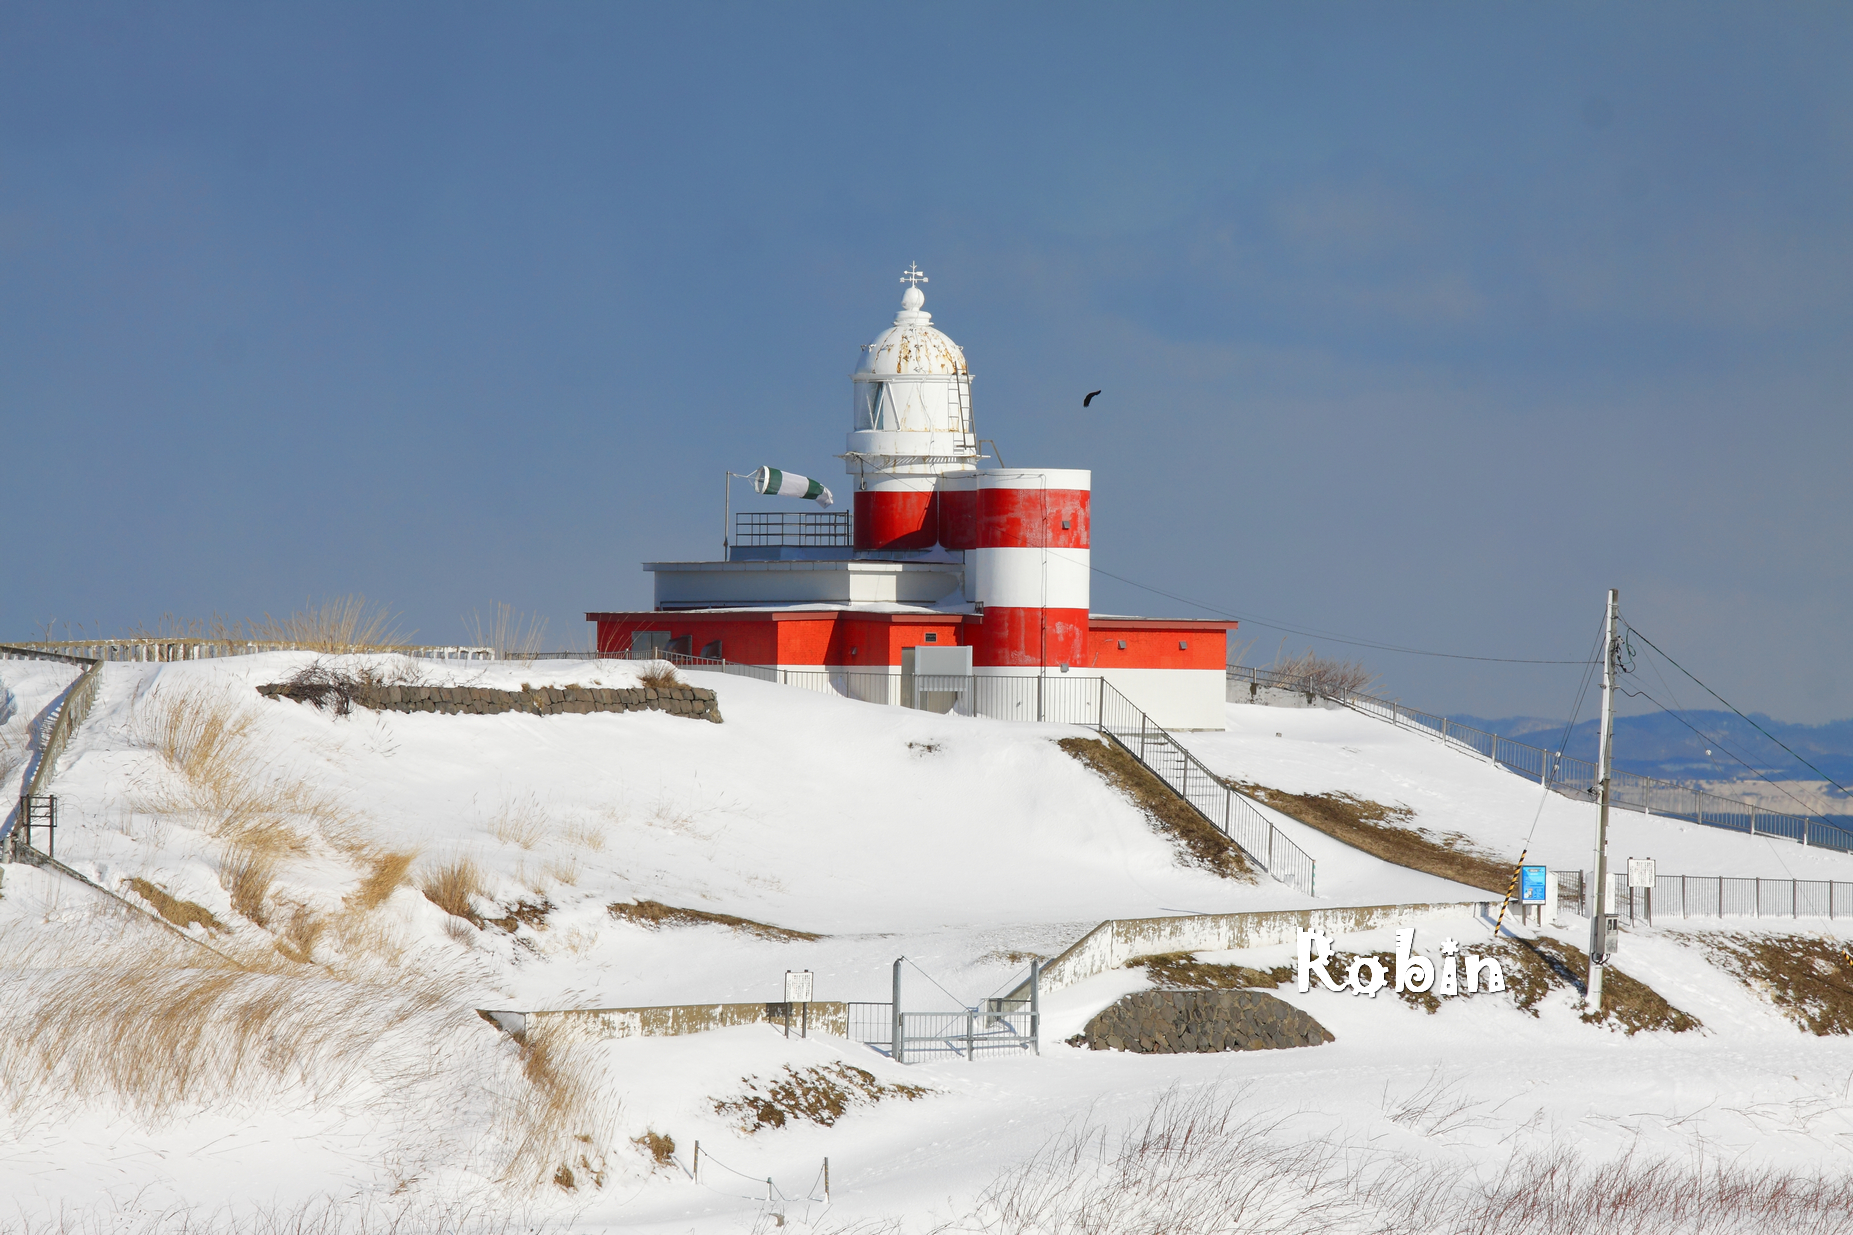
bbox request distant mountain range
[1449,710,1853,786]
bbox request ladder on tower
[952,371,976,454]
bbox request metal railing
[6,639,494,663]
[547,649,1322,894]
[1227,665,1853,855]
[1566,871,1853,924]
[846,1000,1039,1062]
[732,511,852,547]
[3,648,103,859]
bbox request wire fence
[1227,665,1853,855]
[1566,871,1853,924]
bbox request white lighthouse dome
[846,269,978,478]
[855,283,969,377]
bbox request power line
[1617,682,1833,824]
[1086,563,1596,665]
[1622,622,1852,800]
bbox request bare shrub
[420,855,487,926]
[219,846,277,926]
[636,660,680,689]
[467,602,550,663]
[1269,644,1380,697]
[607,899,821,941]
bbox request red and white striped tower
[846,266,978,552]
[969,468,1091,672]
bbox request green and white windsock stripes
[752,466,834,508]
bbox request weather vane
[899,263,928,287]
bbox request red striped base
[973,606,1089,668]
[854,489,938,551]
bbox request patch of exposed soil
[631,1130,675,1169]
[124,878,228,934]
[1229,782,1512,893]
[713,1063,926,1133]
[1689,931,1853,1036]
[485,898,553,934]
[607,899,821,942]
[1060,737,1255,881]
[1129,951,1294,991]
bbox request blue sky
[4,3,1850,725]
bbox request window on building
[924,632,938,643]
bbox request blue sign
[1520,865,1548,904]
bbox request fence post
[892,959,904,1065]
[1750,804,1758,836]
[1683,874,1687,920]
[1030,959,1042,1056]
[1755,877,1761,918]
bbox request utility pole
[1587,588,1619,1012]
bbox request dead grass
[941,1085,1853,1235]
[1129,951,1293,991]
[348,849,415,912]
[123,878,228,934]
[130,685,349,854]
[630,1129,676,1168]
[1231,782,1512,893]
[713,1063,926,1133]
[489,796,549,849]
[275,907,327,964]
[1059,736,1255,881]
[419,855,487,926]
[560,820,606,851]
[1695,931,1853,1036]
[1497,935,1700,1035]
[636,660,680,689]
[501,1020,610,1191]
[219,846,278,926]
[467,602,550,663]
[607,899,821,941]
[249,595,408,652]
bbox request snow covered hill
[6,654,1853,1233]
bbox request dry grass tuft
[1692,931,1853,1035]
[249,595,408,652]
[123,878,228,934]
[1060,737,1255,881]
[1233,781,1512,893]
[501,1021,610,1190]
[419,855,487,927]
[607,899,821,942]
[219,847,277,927]
[1130,951,1293,990]
[130,685,348,853]
[489,796,549,849]
[467,602,550,663]
[348,850,416,912]
[561,820,606,851]
[636,660,680,689]
[275,907,327,964]
[713,1063,926,1133]
[631,1129,676,1168]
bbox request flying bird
[1082,390,1102,407]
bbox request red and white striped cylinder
[936,471,979,551]
[853,474,940,552]
[969,468,1091,671]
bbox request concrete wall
[1015,900,1492,1001]
[483,1001,848,1042]
[1102,667,1227,730]
[1226,678,1345,710]
[257,682,723,723]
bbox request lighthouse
[587,269,1228,729]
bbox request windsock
[752,466,834,508]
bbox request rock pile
[256,682,723,723]
[1079,989,1333,1054]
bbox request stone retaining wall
[1080,990,1333,1054]
[480,1001,846,1042]
[257,682,723,723]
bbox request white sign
[784,970,814,1003]
[1627,857,1657,889]
[1296,928,1505,998]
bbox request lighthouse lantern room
[588,268,1230,729]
